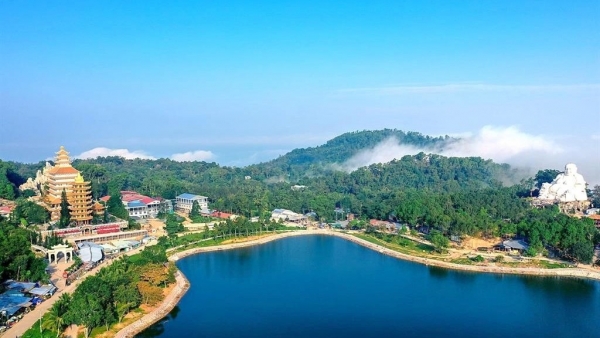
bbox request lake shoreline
[121,229,600,337]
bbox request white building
[176,193,209,213]
[271,208,308,224]
[100,191,162,219]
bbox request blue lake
[139,235,600,338]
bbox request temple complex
[39,146,95,225]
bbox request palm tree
[42,304,64,338]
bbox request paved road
[2,246,146,337]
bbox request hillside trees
[590,185,600,208]
[534,169,561,189]
[0,220,48,282]
[60,249,172,336]
[106,191,129,220]
[11,199,50,225]
[0,165,16,199]
[164,213,184,236]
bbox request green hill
[244,129,454,181]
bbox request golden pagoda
[69,173,93,224]
[46,146,80,202]
[93,201,105,216]
[44,146,94,224]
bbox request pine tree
[189,200,200,219]
[59,189,71,228]
[103,207,109,223]
[107,191,129,220]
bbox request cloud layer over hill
[340,126,599,185]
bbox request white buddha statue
[538,163,588,202]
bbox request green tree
[589,185,600,208]
[571,241,594,264]
[0,166,16,200]
[534,169,561,189]
[41,303,65,338]
[427,230,449,253]
[114,283,141,322]
[164,213,184,236]
[106,191,129,220]
[189,200,200,219]
[59,189,71,228]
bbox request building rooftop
[47,166,80,175]
[502,239,529,251]
[140,197,159,204]
[127,200,146,208]
[177,193,207,200]
[0,292,32,316]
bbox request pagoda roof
[46,196,61,204]
[47,166,79,175]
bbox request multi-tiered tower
[69,173,93,224]
[44,146,94,225]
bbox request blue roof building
[176,193,208,213]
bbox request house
[369,219,396,232]
[176,193,208,213]
[211,211,234,220]
[501,239,529,253]
[100,191,162,219]
[586,208,599,215]
[271,209,308,224]
[0,206,13,218]
[587,214,600,228]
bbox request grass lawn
[353,233,437,258]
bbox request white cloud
[339,138,424,172]
[76,147,155,160]
[339,125,570,175]
[170,150,214,162]
[338,126,600,184]
[442,126,562,162]
[339,83,600,95]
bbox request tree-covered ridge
[0,220,47,282]
[245,129,453,180]
[0,160,27,199]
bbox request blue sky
[1,1,598,178]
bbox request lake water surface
[139,235,600,338]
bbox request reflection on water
[428,266,449,279]
[137,306,180,338]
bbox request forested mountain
[244,129,454,180]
